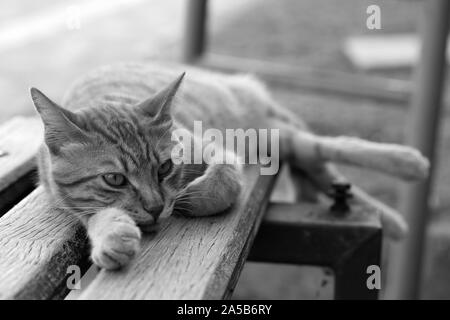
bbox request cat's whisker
[57,213,97,229]
[176,192,217,200]
[56,207,105,209]
[176,197,217,204]
[180,168,208,173]
[173,206,194,215]
[177,189,209,195]
[47,192,79,210]
[176,193,217,199]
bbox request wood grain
[78,166,277,300]
[0,187,89,299]
[0,117,43,214]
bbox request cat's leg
[271,117,428,182]
[291,131,429,181]
[175,150,243,217]
[86,208,141,270]
[265,118,323,202]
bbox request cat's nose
[144,205,164,221]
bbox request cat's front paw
[91,217,141,270]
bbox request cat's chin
[138,221,160,233]
[138,216,171,233]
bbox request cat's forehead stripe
[82,106,162,166]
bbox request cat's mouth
[137,202,174,233]
[138,220,160,233]
[138,217,172,233]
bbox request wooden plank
[0,117,43,215]
[248,201,382,300]
[197,53,412,104]
[0,117,42,191]
[0,187,89,299]
[65,264,100,300]
[77,166,276,300]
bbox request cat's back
[63,62,278,131]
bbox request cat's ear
[30,87,88,154]
[136,72,185,125]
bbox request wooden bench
[0,116,385,299]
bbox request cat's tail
[292,132,430,181]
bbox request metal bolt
[329,180,353,215]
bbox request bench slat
[0,117,43,215]
[0,187,89,299]
[78,166,276,300]
[0,117,42,191]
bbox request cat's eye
[158,159,173,179]
[102,173,127,187]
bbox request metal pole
[183,0,208,62]
[386,0,449,300]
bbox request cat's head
[31,73,191,231]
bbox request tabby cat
[30,62,429,270]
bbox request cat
[30,62,429,270]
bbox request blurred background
[0,0,449,299]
